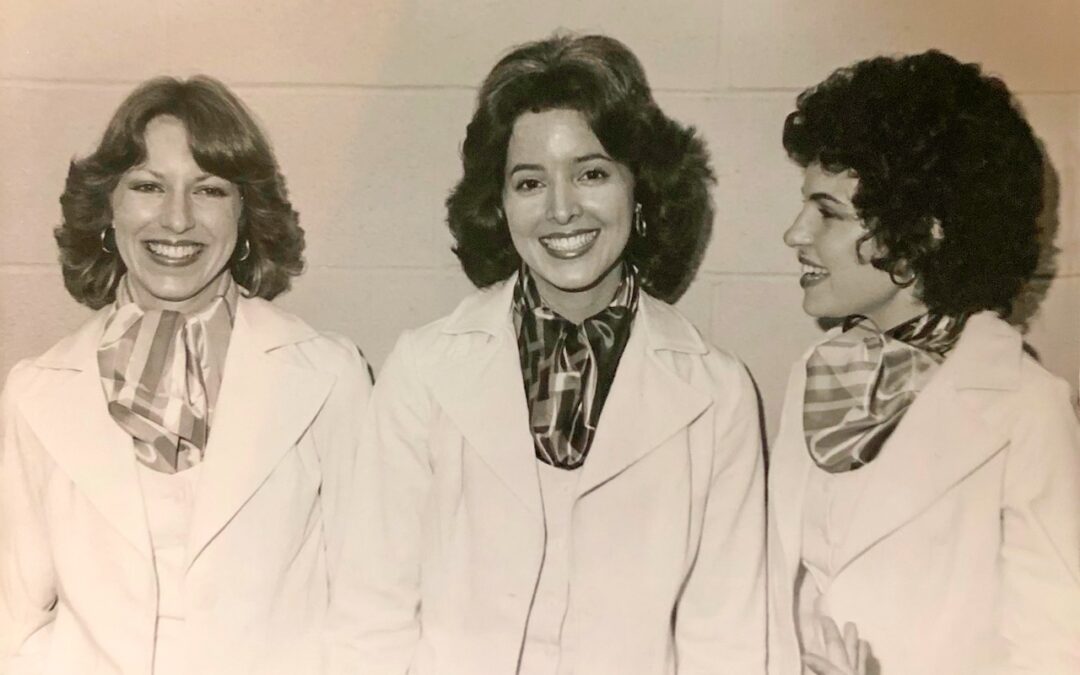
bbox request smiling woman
[109,115,242,312]
[327,33,767,675]
[501,108,635,321]
[1,76,372,674]
[768,51,1080,675]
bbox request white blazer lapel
[578,296,711,496]
[833,313,1017,573]
[19,311,152,559]
[426,283,542,518]
[186,299,333,567]
[768,362,814,577]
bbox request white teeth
[146,242,203,259]
[542,231,598,252]
[801,262,828,276]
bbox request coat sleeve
[316,336,374,615]
[997,376,1080,674]
[0,362,58,675]
[674,357,767,675]
[325,330,432,675]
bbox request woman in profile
[768,50,1080,675]
[0,76,371,674]
[329,33,766,675]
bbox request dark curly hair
[446,33,714,303]
[783,50,1044,317]
[56,75,304,308]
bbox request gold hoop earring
[634,202,647,237]
[889,264,917,288]
[100,227,116,254]
[237,239,251,262]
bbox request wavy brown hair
[783,50,1043,317]
[446,33,714,303]
[56,75,303,308]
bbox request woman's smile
[798,254,829,287]
[539,229,600,258]
[143,239,207,266]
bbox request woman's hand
[803,617,871,675]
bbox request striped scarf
[514,265,639,470]
[97,274,238,473]
[803,313,965,473]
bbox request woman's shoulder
[237,297,371,381]
[386,281,516,367]
[635,293,759,422]
[637,292,750,377]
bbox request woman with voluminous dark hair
[768,50,1080,675]
[328,33,766,675]
[1,75,371,675]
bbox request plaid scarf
[803,312,966,473]
[97,274,238,473]
[514,265,639,470]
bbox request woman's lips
[799,259,829,288]
[540,230,600,259]
[143,240,205,267]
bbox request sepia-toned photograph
[1,1,1078,673]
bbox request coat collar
[31,294,321,372]
[770,311,1020,577]
[19,296,332,565]
[427,276,711,517]
[440,272,708,355]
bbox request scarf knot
[97,275,238,473]
[514,266,639,470]
[803,312,965,473]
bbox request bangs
[179,101,270,184]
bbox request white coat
[0,296,372,675]
[326,277,767,675]
[767,312,1080,675]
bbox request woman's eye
[196,185,229,198]
[580,167,609,182]
[130,182,163,193]
[514,178,543,192]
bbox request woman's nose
[783,207,815,248]
[546,179,582,225]
[162,191,194,233]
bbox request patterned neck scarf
[514,264,640,470]
[803,312,966,473]
[97,274,239,473]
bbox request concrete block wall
[2,0,1077,447]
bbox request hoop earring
[236,238,251,262]
[888,265,917,288]
[100,227,116,254]
[634,202,647,237]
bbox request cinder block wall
[2,0,1077,442]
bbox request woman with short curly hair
[768,50,1080,675]
[328,33,766,675]
[1,76,371,674]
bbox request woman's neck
[530,263,624,324]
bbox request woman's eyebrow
[806,192,848,206]
[575,152,612,163]
[507,163,544,176]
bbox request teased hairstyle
[783,50,1044,317]
[446,33,714,303]
[56,75,303,308]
